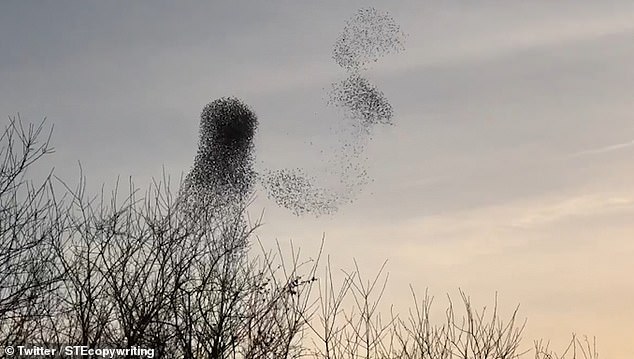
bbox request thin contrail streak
[568,139,634,158]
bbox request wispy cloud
[511,194,634,228]
[567,139,634,158]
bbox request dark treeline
[0,116,596,358]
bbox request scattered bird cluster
[261,7,406,216]
[185,8,405,217]
[328,74,394,127]
[261,168,340,216]
[332,7,406,72]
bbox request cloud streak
[567,139,634,158]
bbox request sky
[1,1,633,357]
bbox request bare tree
[46,167,320,359]
[534,335,599,359]
[0,115,63,347]
[0,115,598,359]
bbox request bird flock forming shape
[185,7,406,217]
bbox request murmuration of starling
[183,97,258,214]
[182,8,405,218]
[260,7,405,217]
[329,74,394,127]
[261,168,341,216]
[332,7,406,72]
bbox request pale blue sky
[2,1,634,357]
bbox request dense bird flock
[187,8,405,217]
